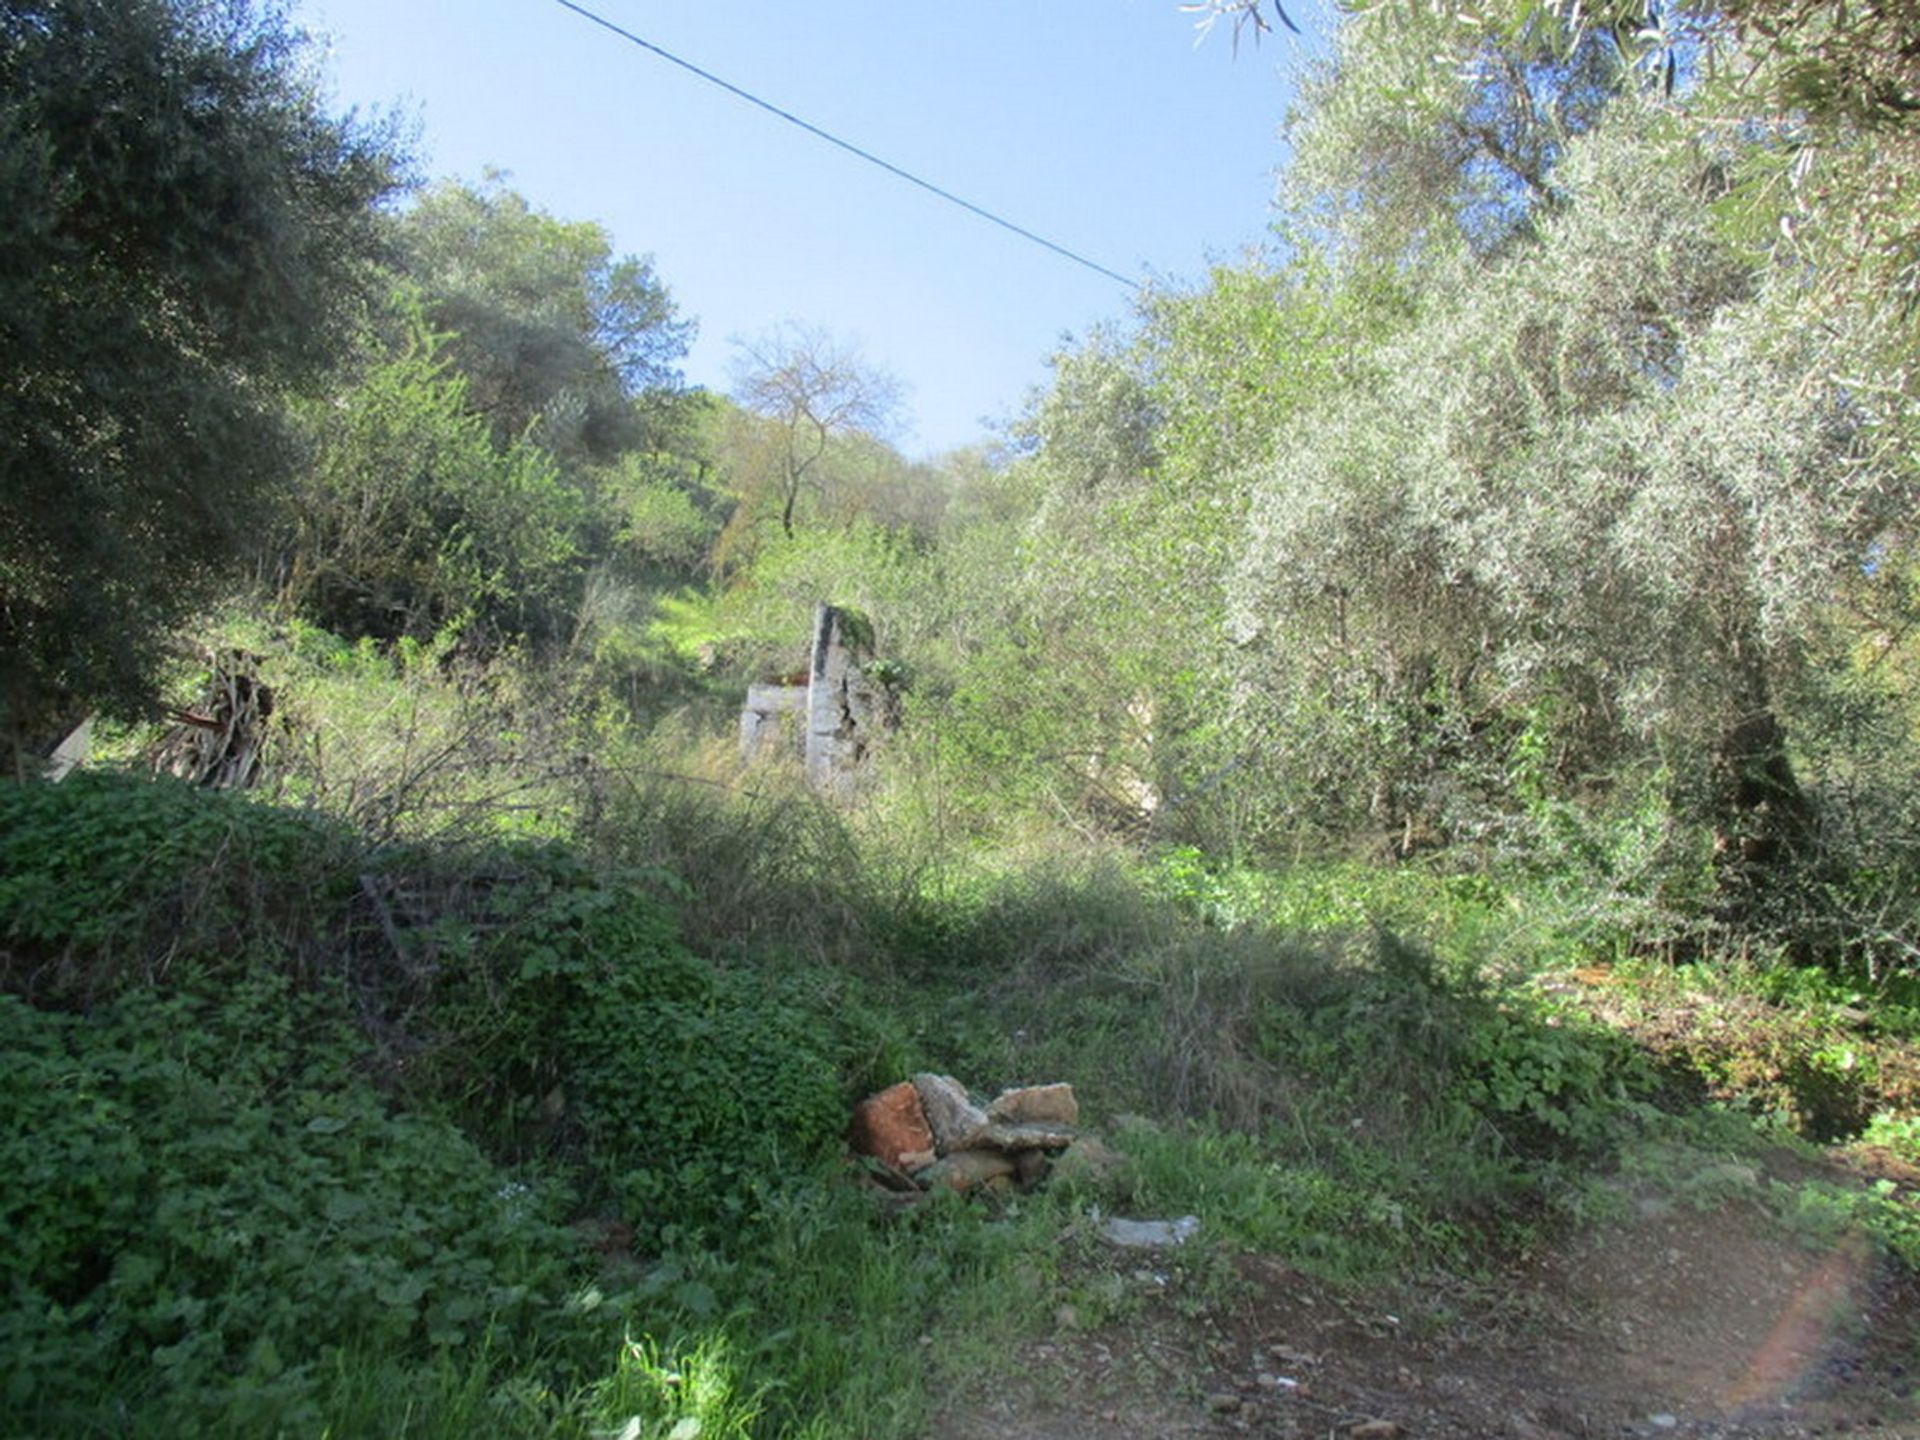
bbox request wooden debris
[152,648,274,789]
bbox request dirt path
[930,1152,1920,1440]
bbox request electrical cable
[547,0,1138,290]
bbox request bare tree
[729,324,905,539]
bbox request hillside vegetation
[5,0,1920,1435]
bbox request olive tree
[0,0,397,767]
[1231,106,1910,880]
[395,177,694,467]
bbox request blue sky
[299,1,1320,457]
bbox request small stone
[896,1148,936,1172]
[919,1148,1017,1192]
[1349,1422,1403,1439]
[912,1073,989,1153]
[1206,1393,1242,1415]
[848,1081,935,1170]
[1648,1416,1679,1431]
[1054,1303,1081,1330]
[1099,1214,1200,1248]
[986,1082,1080,1126]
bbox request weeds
[587,1337,763,1440]
[9,706,1920,1435]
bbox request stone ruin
[739,603,892,799]
[848,1074,1126,1198]
[848,1076,1206,1251]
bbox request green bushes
[1154,924,1656,1168]
[580,754,874,967]
[876,847,1664,1286]
[0,779,585,1429]
[413,847,852,1243]
[13,749,1912,1436]
[0,774,874,1243]
[0,770,358,1000]
[0,772,899,1431]
[0,979,577,1433]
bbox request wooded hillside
[5,1,1920,1435]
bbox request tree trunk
[1707,658,1814,920]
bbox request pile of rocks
[849,1074,1115,1195]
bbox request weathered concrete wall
[43,716,93,782]
[804,603,883,799]
[740,603,892,799]
[739,683,807,763]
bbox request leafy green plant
[0,980,579,1433]
[393,844,853,1247]
[0,770,359,1000]
[1860,1110,1920,1164]
[1455,999,1657,1156]
[587,1337,763,1440]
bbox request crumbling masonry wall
[739,603,887,799]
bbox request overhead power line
[547,0,1138,290]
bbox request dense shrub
[0,770,890,1435]
[0,978,576,1433]
[410,846,852,1245]
[0,771,359,1000]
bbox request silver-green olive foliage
[970,0,1918,867]
[1231,96,1909,849]
[0,0,398,754]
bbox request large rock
[920,1148,1018,1193]
[912,1073,989,1154]
[986,1083,1079,1126]
[849,1081,936,1170]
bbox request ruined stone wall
[740,602,889,799]
[804,603,885,799]
[739,682,807,763]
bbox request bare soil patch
[929,1153,1920,1440]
